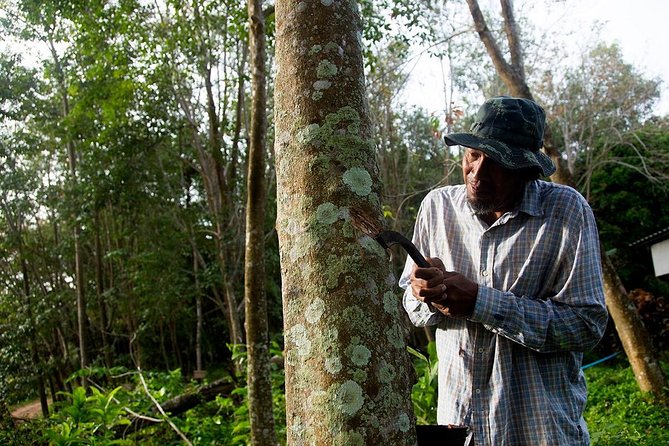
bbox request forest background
[1,0,669,444]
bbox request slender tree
[244,0,277,444]
[13,216,49,416]
[465,0,570,177]
[155,0,246,350]
[0,150,50,416]
[274,0,416,443]
[42,13,91,388]
[466,0,666,396]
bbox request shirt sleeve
[399,197,445,327]
[469,198,608,353]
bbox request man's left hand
[435,270,478,317]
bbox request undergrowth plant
[140,339,287,445]
[408,342,439,425]
[584,359,669,445]
[46,386,132,445]
[34,340,288,445]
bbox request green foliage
[584,360,669,445]
[206,340,286,445]
[0,309,34,404]
[408,342,438,425]
[46,386,131,445]
[129,342,286,445]
[359,0,437,72]
[0,419,48,446]
[14,340,288,445]
[5,346,669,446]
[589,119,669,291]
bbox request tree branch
[137,370,193,445]
[113,376,236,438]
[500,0,525,79]
[465,0,531,99]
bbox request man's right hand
[410,257,447,304]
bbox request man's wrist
[469,286,508,326]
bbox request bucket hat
[443,96,556,176]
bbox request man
[400,96,608,445]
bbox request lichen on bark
[274,0,417,443]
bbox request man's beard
[467,196,498,215]
[466,181,526,216]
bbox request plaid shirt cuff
[470,285,509,328]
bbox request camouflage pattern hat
[443,96,556,177]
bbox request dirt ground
[11,399,47,421]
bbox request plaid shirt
[400,180,608,446]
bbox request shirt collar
[492,180,542,227]
[518,180,542,217]
[466,180,543,226]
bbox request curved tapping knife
[374,230,430,268]
[349,207,430,268]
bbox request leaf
[407,345,428,363]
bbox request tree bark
[201,37,246,348]
[601,251,666,394]
[21,256,49,417]
[499,0,524,79]
[274,0,417,443]
[466,0,573,185]
[229,43,248,195]
[194,251,204,375]
[94,211,112,368]
[244,1,278,444]
[466,0,666,396]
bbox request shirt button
[478,348,484,353]
[481,270,488,277]
[475,389,481,394]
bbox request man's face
[462,148,526,215]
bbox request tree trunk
[94,211,112,368]
[21,256,49,417]
[3,197,51,417]
[159,322,171,371]
[466,0,666,396]
[52,326,72,399]
[245,0,278,445]
[194,251,204,375]
[601,251,666,394]
[274,0,416,443]
[163,3,246,353]
[47,32,90,387]
[186,111,245,351]
[229,43,248,195]
[221,271,244,346]
[197,2,246,351]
